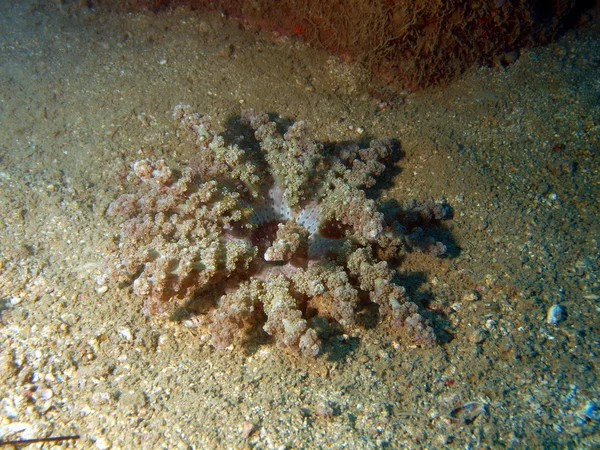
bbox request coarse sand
[0,2,598,448]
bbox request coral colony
[105,106,448,356]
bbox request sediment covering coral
[98,0,593,90]
[105,106,444,355]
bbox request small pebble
[546,304,565,325]
[462,290,481,302]
[0,422,30,437]
[582,401,599,421]
[241,421,256,439]
[96,285,108,295]
[469,329,488,344]
[449,402,485,424]
[485,319,497,330]
[38,388,53,401]
[118,327,133,342]
[95,436,111,450]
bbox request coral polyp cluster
[105,106,441,356]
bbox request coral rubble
[105,106,445,356]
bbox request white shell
[546,304,565,325]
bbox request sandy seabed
[0,1,598,448]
